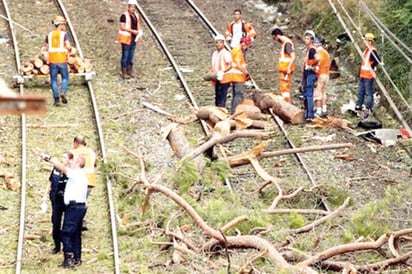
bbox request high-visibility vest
[225,20,256,39]
[316,47,330,76]
[211,49,232,84]
[228,46,247,83]
[359,47,377,79]
[278,37,295,73]
[47,30,68,64]
[304,45,317,70]
[73,146,96,188]
[117,12,141,45]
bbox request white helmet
[214,34,225,41]
[304,30,315,38]
[128,0,137,5]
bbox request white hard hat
[53,15,66,25]
[304,30,315,38]
[127,0,138,5]
[214,34,225,41]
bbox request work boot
[121,67,130,79]
[50,247,60,254]
[60,253,74,268]
[127,66,135,78]
[73,257,82,266]
[53,98,61,106]
[61,94,68,104]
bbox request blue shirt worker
[41,153,88,268]
[42,151,73,255]
[117,0,143,79]
[302,30,318,121]
[45,15,72,106]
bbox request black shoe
[320,111,328,118]
[61,94,68,104]
[60,253,74,268]
[73,258,82,266]
[53,99,61,106]
[81,226,88,231]
[355,105,362,111]
[50,247,60,254]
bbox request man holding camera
[42,151,73,255]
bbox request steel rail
[185,0,330,211]
[1,0,28,272]
[53,1,121,273]
[135,2,209,136]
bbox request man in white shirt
[41,153,88,268]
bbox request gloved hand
[135,29,143,42]
[40,152,51,162]
[216,71,224,81]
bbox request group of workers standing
[41,136,96,268]
[207,9,379,121]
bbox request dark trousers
[62,202,87,260]
[51,197,66,250]
[231,82,244,114]
[121,42,136,68]
[302,71,317,119]
[356,78,375,110]
[215,81,231,108]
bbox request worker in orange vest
[117,0,143,79]
[271,28,296,103]
[314,36,331,117]
[225,9,257,49]
[45,15,72,106]
[209,34,232,108]
[355,32,380,119]
[227,36,252,113]
[71,135,96,231]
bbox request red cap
[240,37,252,46]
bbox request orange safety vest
[278,37,295,73]
[304,45,317,70]
[47,30,68,64]
[225,20,256,39]
[117,12,141,45]
[359,46,377,79]
[228,46,247,82]
[73,146,96,188]
[315,47,330,76]
[211,49,232,84]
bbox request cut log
[74,57,86,73]
[83,58,94,72]
[67,56,76,65]
[21,62,34,75]
[32,57,44,69]
[249,90,304,124]
[39,64,50,75]
[166,124,205,171]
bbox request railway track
[0,0,410,273]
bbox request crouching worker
[41,153,88,268]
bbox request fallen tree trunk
[228,143,353,167]
[249,90,304,124]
